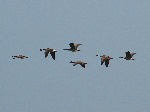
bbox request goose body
[63,43,82,52]
[40,48,57,60]
[119,51,136,60]
[70,61,87,68]
[12,55,28,59]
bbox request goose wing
[101,55,106,65]
[131,53,136,57]
[126,51,132,58]
[101,60,104,65]
[81,64,85,68]
[44,50,49,58]
[69,43,75,49]
[50,52,55,60]
[73,63,78,66]
[74,44,81,49]
[105,59,109,67]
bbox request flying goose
[104,56,113,67]
[70,61,87,68]
[63,43,82,52]
[119,51,136,60]
[96,55,113,67]
[40,48,57,60]
[12,55,28,59]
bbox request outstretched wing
[101,60,104,65]
[126,51,132,58]
[81,64,85,68]
[74,44,82,49]
[105,59,109,67]
[50,52,55,60]
[44,50,49,58]
[73,63,78,66]
[69,43,75,49]
[101,55,106,65]
[131,53,136,57]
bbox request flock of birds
[12,42,136,68]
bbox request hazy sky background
[0,0,150,112]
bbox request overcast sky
[0,0,150,112]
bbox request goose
[40,48,57,60]
[96,55,113,67]
[104,56,113,67]
[12,55,28,59]
[119,51,136,60]
[63,43,82,52]
[70,61,87,68]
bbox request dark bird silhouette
[63,43,82,52]
[12,55,28,59]
[119,51,136,60]
[96,55,113,67]
[70,61,87,68]
[40,48,57,60]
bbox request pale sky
[0,0,150,112]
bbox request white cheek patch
[53,50,57,52]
